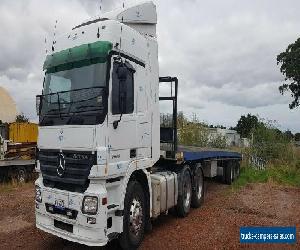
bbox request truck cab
[36,1,160,247]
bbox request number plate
[54,199,65,210]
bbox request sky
[0,0,299,132]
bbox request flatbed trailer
[0,159,35,182]
[182,149,241,183]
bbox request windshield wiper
[76,105,101,110]
[47,108,60,113]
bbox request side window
[112,61,135,115]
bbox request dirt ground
[0,180,299,250]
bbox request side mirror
[117,65,128,114]
[113,65,128,129]
[36,95,41,116]
[117,65,128,81]
[119,92,126,114]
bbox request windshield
[39,62,108,126]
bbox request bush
[246,120,296,167]
[177,113,227,148]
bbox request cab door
[107,59,137,175]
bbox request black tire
[17,167,27,183]
[119,181,146,250]
[176,165,192,217]
[234,161,240,179]
[191,165,204,208]
[224,161,234,185]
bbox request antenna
[97,0,103,38]
[44,37,48,54]
[119,1,125,57]
[52,20,58,52]
[99,0,103,13]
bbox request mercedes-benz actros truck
[35,2,241,249]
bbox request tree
[284,130,294,140]
[235,114,260,138]
[277,38,300,109]
[295,133,300,141]
[15,113,29,123]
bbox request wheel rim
[197,172,203,200]
[183,172,191,209]
[129,198,143,237]
[18,170,26,183]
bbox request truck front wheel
[191,166,204,208]
[119,181,146,250]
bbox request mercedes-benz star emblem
[57,153,66,177]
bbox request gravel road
[0,180,299,249]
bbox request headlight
[82,196,98,215]
[35,185,42,203]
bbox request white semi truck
[35,2,241,249]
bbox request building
[0,86,17,123]
[208,128,242,147]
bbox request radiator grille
[39,150,96,193]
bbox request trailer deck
[182,150,241,161]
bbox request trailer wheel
[191,165,204,208]
[17,167,27,183]
[224,161,234,185]
[176,165,192,217]
[234,161,240,180]
[119,181,146,250]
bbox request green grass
[232,164,300,190]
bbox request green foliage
[209,133,227,148]
[15,113,29,123]
[284,130,294,140]
[177,113,227,148]
[177,114,209,147]
[294,133,300,141]
[249,120,294,163]
[277,37,300,109]
[235,118,300,190]
[235,114,260,138]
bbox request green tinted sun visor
[43,41,113,72]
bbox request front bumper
[35,179,109,247]
[36,212,108,246]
